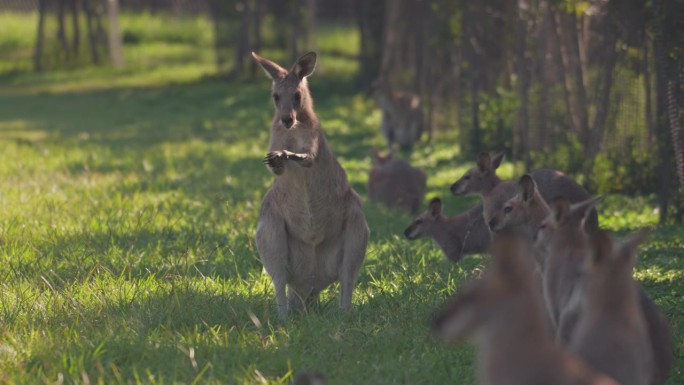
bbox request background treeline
[3,0,683,222]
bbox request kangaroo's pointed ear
[476,152,491,172]
[292,51,317,79]
[588,230,613,267]
[252,52,287,80]
[618,229,650,261]
[551,197,571,223]
[491,151,505,170]
[518,174,537,202]
[570,196,601,222]
[428,197,443,218]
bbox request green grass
[0,11,682,385]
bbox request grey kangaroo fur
[368,78,424,151]
[538,200,673,385]
[433,231,618,385]
[368,147,426,214]
[252,51,369,319]
[451,152,599,233]
[403,198,490,263]
[570,230,654,385]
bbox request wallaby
[252,51,369,319]
[368,147,427,214]
[487,175,551,241]
[403,198,490,263]
[452,152,599,233]
[535,197,599,343]
[570,230,653,385]
[537,199,674,385]
[432,231,618,385]
[368,78,424,151]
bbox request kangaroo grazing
[368,147,427,213]
[452,152,599,233]
[537,200,674,385]
[535,197,599,343]
[403,198,490,263]
[368,78,424,151]
[252,51,369,319]
[432,231,618,385]
[570,230,654,385]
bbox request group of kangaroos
[250,51,674,385]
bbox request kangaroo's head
[371,147,394,166]
[252,51,317,129]
[584,229,648,285]
[432,231,535,342]
[404,197,443,240]
[534,197,600,260]
[488,175,550,238]
[451,151,505,196]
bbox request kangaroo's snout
[488,218,498,231]
[404,225,416,240]
[450,182,461,195]
[281,116,294,129]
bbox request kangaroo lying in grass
[433,231,618,385]
[451,151,599,233]
[403,198,490,263]
[368,147,426,214]
[570,230,654,385]
[252,51,369,319]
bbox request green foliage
[0,11,682,385]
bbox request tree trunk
[250,0,264,76]
[515,0,531,168]
[57,0,72,62]
[232,0,250,77]
[354,0,384,84]
[33,0,47,72]
[70,0,80,56]
[107,0,124,68]
[83,0,100,65]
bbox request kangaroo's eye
[273,94,280,103]
[293,92,301,104]
[504,206,512,214]
[414,219,423,225]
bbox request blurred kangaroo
[293,372,327,385]
[488,175,551,241]
[368,78,424,151]
[432,231,618,385]
[368,147,426,213]
[252,51,369,319]
[404,198,490,263]
[570,231,654,385]
[535,197,599,343]
[451,152,599,233]
[537,199,673,385]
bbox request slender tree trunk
[354,0,384,84]
[83,0,100,64]
[57,0,72,62]
[644,40,654,146]
[232,0,250,77]
[515,0,531,168]
[551,10,579,136]
[107,0,124,68]
[250,0,263,76]
[34,0,47,72]
[70,0,80,56]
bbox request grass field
[0,11,682,385]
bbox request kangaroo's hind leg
[338,194,369,311]
[255,198,289,319]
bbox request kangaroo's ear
[570,196,601,222]
[551,197,571,223]
[252,52,287,80]
[476,152,491,172]
[518,174,537,202]
[292,51,317,79]
[588,230,613,267]
[491,151,505,170]
[428,197,443,217]
[618,229,650,261]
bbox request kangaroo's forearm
[282,150,314,167]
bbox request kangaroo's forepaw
[264,151,286,174]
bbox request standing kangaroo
[451,151,599,233]
[403,198,490,263]
[252,52,369,319]
[368,147,426,213]
[368,78,424,151]
[432,231,618,385]
[570,231,654,385]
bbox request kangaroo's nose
[450,183,458,195]
[281,117,294,128]
[488,218,497,231]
